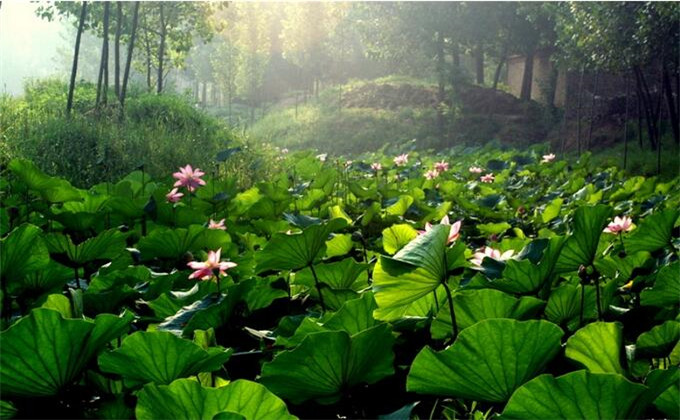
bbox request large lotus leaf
[0,308,132,397]
[279,293,380,347]
[625,209,679,254]
[136,378,296,420]
[382,224,418,255]
[0,400,17,419]
[373,284,442,322]
[501,371,647,419]
[43,229,126,266]
[260,324,395,404]
[544,280,618,331]
[325,233,353,257]
[641,262,680,307]
[565,322,625,374]
[98,331,232,386]
[431,289,545,339]
[8,159,81,202]
[407,319,563,402]
[148,282,215,319]
[555,205,612,273]
[20,260,72,295]
[594,251,651,282]
[255,219,347,273]
[651,369,680,418]
[489,236,565,294]
[385,195,414,216]
[294,258,368,291]
[137,225,232,261]
[373,224,448,312]
[51,194,110,231]
[158,280,252,338]
[635,321,680,358]
[0,224,50,291]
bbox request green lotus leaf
[8,159,81,203]
[565,322,625,374]
[492,236,565,294]
[136,378,296,420]
[385,195,414,216]
[0,400,17,419]
[431,289,545,339]
[98,331,232,386]
[382,224,418,255]
[407,319,563,402]
[0,308,132,397]
[641,262,680,307]
[325,233,353,257]
[541,197,563,223]
[294,258,368,291]
[43,229,126,266]
[260,324,395,404]
[650,369,680,418]
[625,209,679,254]
[373,224,448,314]
[544,280,618,331]
[137,225,232,261]
[501,371,647,419]
[0,224,50,292]
[635,321,680,358]
[477,221,511,235]
[555,205,612,273]
[255,218,347,273]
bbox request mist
[0,1,69,95]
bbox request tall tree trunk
[202,82,207,108]
[520,49,535,101]
[102,2,110,105]
[157,3,166,94]
[633,66,659,150]
[492,56,506,90]
[67,1,87,116]
[575,66,585,154]
[637,91,643,149]
[96,2,111,106]
[435,31,446,143]
[623,73,630,169]
[474,43,484,85]
[586,71,599,150]
[662,63,679,144]
[120,1,139,112]
[114,1,122,100]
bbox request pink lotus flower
[424,169,439,180]
[470,246,515,268]
[173,164,206,192]
[345,160,353,168]
[208,218,226,230]
[371,162,382,171]
[422,215,462,244]
[541,153,556,163]
[187,248,237,280]
[434,161,449,173]
[603,216,634,234]
[469,166,483,174]
[316,153,328,162]
[480,173,495,183]
[394,153,409,166]
[166,188,184,203]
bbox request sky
[0,1,69,95]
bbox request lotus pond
[0,148,678,419]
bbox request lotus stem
[308,263,326,311]
[579,283,585,326]
[595,274,602,320]
[443,281,458,340]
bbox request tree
[66,1,88,116]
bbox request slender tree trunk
[144,31,152,91]
[492,56,506,90]
[520,49,535,101]
[202,82,207,108]
[67,1,88,116]
[637,90,643,149]
[576,66,585,154]
[435,31,446,143]
[114,2,122,100]
[120,1,139,111]
[102,2,110,105]
[586,71,599,150]
[623,73,630,169]
[157,3,166,94]
[634,66,659,150]
[662,63,679,144]
[474,43,484,85]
